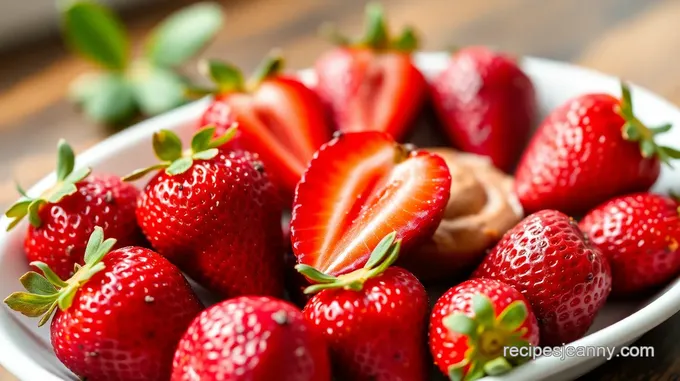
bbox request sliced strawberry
[290,131,451,276]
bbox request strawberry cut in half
[290,131,451,277]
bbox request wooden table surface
[2,0,680,379]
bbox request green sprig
[4,227,115,327]
[4,140,91,231]
[62,1,224,125]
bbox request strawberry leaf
[4,293,58,318]
[145,2,224,68]
[362,3,389,49]
[471,295,495,329]
[447,361,467,381]
[191,126,217,153]
[466,360,486,380]
[121,164,168,182]
[20,272,58,296]
[153,130,184,162]
[166,157,194,175]
[65,167,92,184]
[79,73,137,124]
[650,123,673,134]
[131,64,186,116]
[497,300,528,331]
[363,231,397,268]
[31,262,68,288]
[392,27,418,52]
[443,313,478,340]
[208,124,238,148]
[661,146,680,159]
[483,357,513,376]
[200,59,244,92]
[56,139,75,182]
[248,53,284,89]
[27,200,46,228]
[192,148,219,161]
[47,183,78,204]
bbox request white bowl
[0,52,679,381]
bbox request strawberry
[123,126,285,298]
[472,209,612,346]
[429,46,536,172]
[579,192,680,295]
[4,227,203,381]
[429,278,540,380]
[193,52,333,202]
[4,140,143,279]
[313,3,427,141]
[297,233,429,380]
[171,296,331,381]
[290,131,451,277]
[514,82,679,216]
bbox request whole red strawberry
[194,52,333,202]
[515,82,678,216]
[4,227,203,381]
[313,3,426,141]
[172,296,331,381]
[429,46,536,172]
[124,126,284,298]
[298,233,429,381]
[580,192,680,295]
[429,278,540,380]
[5,139,143,279]
[291,131,451,277]
[472,209,612,345]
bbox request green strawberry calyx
[443,295,532,381]
[295,231,401,294]
[186,51,285,98]
[4,226,115,327]
[121,124,237,181]
[4,139,91,231]
[320,2,418,53]
[618,82,680,166]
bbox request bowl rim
[0,51,679,381]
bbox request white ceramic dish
[0,52,679,381]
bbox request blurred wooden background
[2,0,680,380]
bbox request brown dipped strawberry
[472,209,612,346]
[297,233,429,381]
[430,46,536,172]
[515,82,679,216]
[580,192,680,295]
[313,3,427,141]
[171,296,331,381]
[429,278,540,380]
[4,227,203,381]
[290,131,451,277]
[5,139,143,279]
[123,126,285,298]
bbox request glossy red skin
[580,193,680,295]
[51,246,203,381]
[303,267,428,381]
[172,296,331,381]
[429,278,540,377]
[314,47,427,141]
[25,175,144,279]
[136,150,285,298]
[472,209,612,345]
[290,131,451,277]
[430,46,536,172]
[198,76,333,202]
[514,93,660,216]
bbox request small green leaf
[295,264,338,284]
[209,124,238,148]
[184,84,215,99]
[483,357,513,376]
[622,122,640,141]
[90,238,116,266]
[57,285,79,311]
[145,2,224,68]
[4,292,57,318]
[192,126,217,152]
[392,27,418,52]
[30,262,68,288]
[192,148,219,160]
[153,130,184,162]
[79,73,137,124]
[447,362,466,381]
[619,82,634,117]
[497,301,528,331]
[20,272,58,296]
[131,65,186,116]
[65,167,92,184]
[15,183,29,198]
[166,157,194,175]
[5,200,31,218]
[640,139,656,158]
[443,313,478,340]
[471,295,495,329]
[60,0,128,70]
[364,231,397,269]
[121,164,168,182]
[27,200,46,228]
[362,2,389,49]
[47,183,77,204]
[200,60,244,92]
[661,146,680,159]
[38,304,58,327]
[248,53,284,88]
[650,123,673,134]
[465,360,486,381]
[56,140,75,181]
[84,227,104,264]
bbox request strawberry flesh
[291,131,451,276]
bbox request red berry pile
[4,4,680,381]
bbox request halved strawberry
[290,131,451,276]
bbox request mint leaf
[79,73,137,124]
[131,65,185,116]
[145,2,224,68]
[60,0,129,71]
